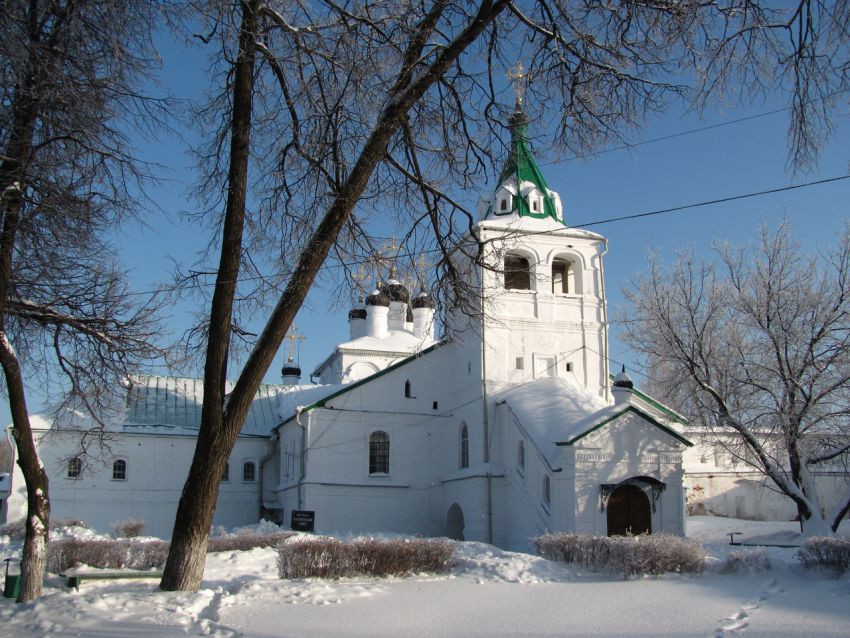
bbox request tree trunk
[0,332,49,602]
[0,11,45,601]
[161,0,508,591]
[160,0,260,591]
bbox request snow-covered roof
[123,376,284,437]
[313,329,436,375]
[477,216,603,239]
[498,377,692,467]
[276,383,346,424]
[496,376,609,466]
[339,330,435,354]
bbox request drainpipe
[479,229,493,545]
[258,430,279,521]
[296,410,310,511]
[598,238,610,401]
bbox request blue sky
[4,29,849,425]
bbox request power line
[572,174,850,230]
[96,171,850,299]
[538,88,850,167]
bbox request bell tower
[469,79,610,399]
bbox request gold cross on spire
[507,61,527,109]
[286,325,305,362]
[352,266,368,301]
[415,253,432,288]
[385,235,399,279]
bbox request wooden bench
[59,568,163,591]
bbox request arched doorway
[447,503,465,540]
[607,484,651,536]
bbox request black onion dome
[365,288,390,307]
[613,365,633,389]
[282,360,301,377]
[411,291,435,309]
[380,278,410,303]
[348,308,367,320]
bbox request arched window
[551,258,571,294]
[67,457,82,478]
[112,459,127,481]
[505,253,532,290]
[543,475,551,507]
[459,423,469,469]
[404,379,412,398]
[369,431,390,475]
[552,256,581,294]
[222,462,230,482]
[499,197,508,211]
[243,461,256,482]
[517,440,525,474]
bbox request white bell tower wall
[476,221,609,400]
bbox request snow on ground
[1,517,848,637]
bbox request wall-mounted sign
[291,509,315,532]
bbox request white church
[4,102,702,549]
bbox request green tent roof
[488,108,562,223]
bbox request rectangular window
[112,459,127,481]
[369,431,390,475]
[516,357,524,370]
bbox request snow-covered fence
[277,538,454,579]
[534,533,705,576]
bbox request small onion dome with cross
[365,288,390,307]
[282,356,301,379]
[411,290,435,309]
[379,278,410,303]
[613,365,634,389]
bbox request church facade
[5,104,696,549]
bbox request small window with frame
[112,459,127,481]
[67,457,82,479]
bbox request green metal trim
[555,404,693,447]
[278,338,448,426]
[606,373,688,424]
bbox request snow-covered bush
[720,547,771,574]
[0,517,87,540]
[535,533,705,576]
[798,536,850,573]
[46,531,295,572]
[207,532,294,552]
[112,518,146,538]
[48,538,169,572]
[277,538,455,579]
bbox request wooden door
[607,484,651,536]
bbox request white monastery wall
[7,429,267,537]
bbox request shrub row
[798,536,850,573]
[535,533,705,576]
[0,518,87,541]
[47,532,294,573]
[277,538,455,579]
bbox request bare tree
[161,0,850,590]
[1,0,168,601]
[622,223,850,536]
